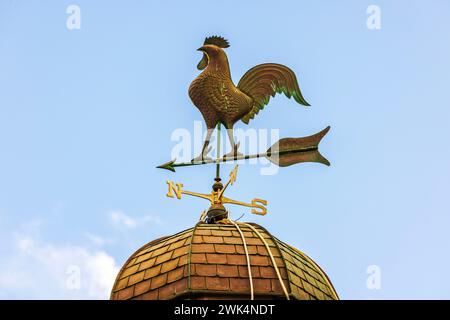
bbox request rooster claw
[222,151,243,160]
[222,143,243,160]
[191,146,212,163]
[191,155,213,163]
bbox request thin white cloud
[141,214,163,226]
[110,210,138,228]
[0,224,119,299]
[109,209,162,229]
[84,232,114,247]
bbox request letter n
[166,181,183,199]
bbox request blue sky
[1,0,450,299]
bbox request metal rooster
[188,36,310,161]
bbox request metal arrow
[157,126,330,172]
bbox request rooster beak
[197,46,205,52]
[197,50,208,70]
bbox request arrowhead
[156,159,176,172]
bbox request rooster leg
[223,127,243,160]
[191,128,213,162]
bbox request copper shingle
[110,223,338,300]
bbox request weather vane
[157,36,330,223]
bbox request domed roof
[110,222,338,300]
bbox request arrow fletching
[266,126,330,167]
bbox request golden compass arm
[218,165,238,199]
[181,190,214,203]
[221,197,268,215]
[165,164,268,216]
[166,181,213,203]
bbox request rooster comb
[204,36,230,48]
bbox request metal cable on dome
[240,222,290,300]
[229,219,254,300]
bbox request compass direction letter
[229,165,238,185]
[166,181,183,199]
[251,198,268,215]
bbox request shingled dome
[110,222,338,300]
